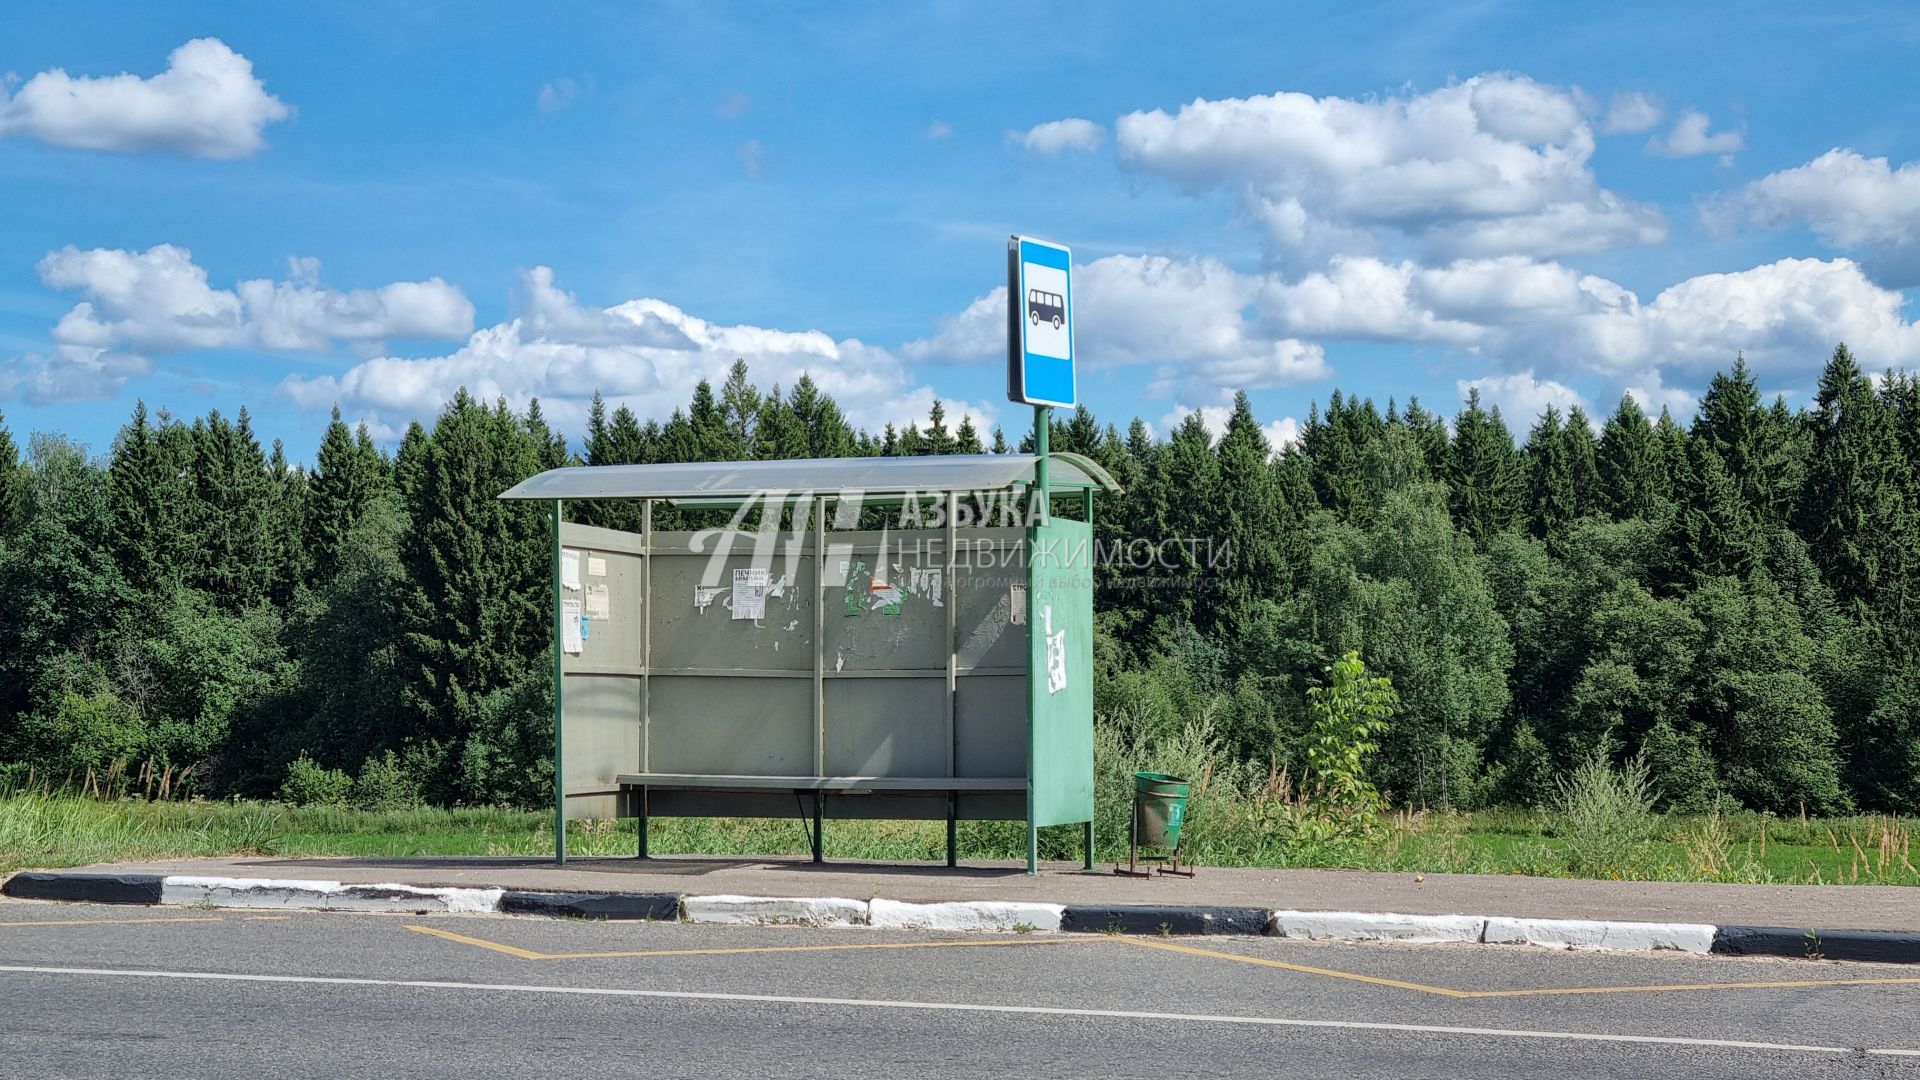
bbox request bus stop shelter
[497,452,1120,873]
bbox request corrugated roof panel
[497,452,1120,501]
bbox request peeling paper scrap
[694,585,724,611]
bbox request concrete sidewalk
[17,853,1920,932]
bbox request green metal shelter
[497,452,1120,873]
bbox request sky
[4,1,1920,460]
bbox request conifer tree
[1400,396,1450,480]
[190,408,273,609]
[265,439,306,605]
[1562,406,1599,520]
[753,384,808,459]
[1446,389,1522,543]
[786,375,856,458]
[1800,344,1906,613]
[393,421,430,510]
[305,406,384,587]
[107,401,193,592]
[1214,391,1284,606]
[990,426,1008,455]
[1523,406,1574,539]
[718,360,760,457]
[1596,395,1664,519]
[923,400,956,455]
[955,414,983,454]
[0,410,23,541]
[523,398,570,472]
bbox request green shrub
[1553,752,1656,877]
[13,689,146,778]
[351,751,419,811]
[279,754,352,807]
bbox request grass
[2,789,1916,886]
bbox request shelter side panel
[648,538,815,672]
[557,527,645,817]
[1029,517,1094,827]
[823,676,947,777]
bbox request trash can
[1118,771,1195,877]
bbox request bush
[13,689,146,779]
[280,754,352,807]
[1553,752,1656,877]
[351,751,419,811]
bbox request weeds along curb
[7,870,1920,962]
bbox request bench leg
[946,792,958,869]
[1082,818,1094,871]
[636,786,649,860]
[811,792,824,864]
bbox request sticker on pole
[1007,235,1075,408]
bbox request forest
[1,346,1917,819]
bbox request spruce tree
[393,421,430,510]
[190,408,273,609]
[1446,389,1522,543]
[753,384,808,459]
[1523,406,1574,539]
[0,410,23,541]
[1562,406,1600,521]
[1800,344,1906,614]
[305,406,384,587]
[1214,391,1285,607]
[398,390,548,755]
[718,360,760,458]
[265,439,306,605]
[107,401,193,592]
[924,400,956,455]
[990,426,1009,455]
[1596,395,1664,519]
[1400,396,1450,480]
[955,414,983,454]
[523,398,570,472]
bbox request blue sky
[4,1,1919,459]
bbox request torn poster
[584,583,611,620]
[1044,605,1068,694]
[909,568,944,607]
[561,549,583,591]
[694,585,724,611]
[561,598,584,653]
[587,556,607,578]
[732,567,770,620]
[1009,583,1027,625]
[869,577,903,615]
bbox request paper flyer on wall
[561,598,584,652]
[561,549,583,591]
[585,583,610,619]
[732,567,770,620]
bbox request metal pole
[551,498,566,867]
[1027,405,1050,876]
[1083,487,1096,872]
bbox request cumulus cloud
[0,38,291,158]
[537,77,584,113]
[0,347,151,404]
[1457,370,1588,427]
[1713,149,1920,285]
[1108,74,1665,263]
[924,120,954,141]
[279,267,997,440]
[37,245,474,355]
[1647,109,1743,158]
[1015,117,1105,154]
[1602,91,1663,135]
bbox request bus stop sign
[1007,235,1075,408]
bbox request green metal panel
[1027,514,1094,828]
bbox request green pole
[1082,486,1096,872]
[552,498,566,866]
[1027,405,1050,876]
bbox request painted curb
[683,894,869,927]
[1271,910,1486,944]
[2,871,165,905]
[1712,925,1920,965]
[159,876,503,913]
[1483,917,1715,954]
[869,899,1065,933]
[1060,904,1271,936]
[499,890,682,921]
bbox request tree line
[1,350,1916,815]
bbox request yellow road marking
[1120,936,1920,999]
[1117,935,1473,998]
[402,922,1920,1001]
[402,923,1100,962]
[0,915,225,929]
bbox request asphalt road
[4,900,1920,1079]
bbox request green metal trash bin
[1119,771,1195,877]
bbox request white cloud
[1156,399,1301,457]
[1110,74,1665,263]
[1456,370,1587,427]
[278,267,998,441]
[924,120,954,141]
[537,77,583,113]
[36,245,474,355]
[1647,109,1743,158]
[1015,117,1105,154]
[736,139,765,177]
[1602,91,1663,135]
[0,38,291,158]
[0,346,150,404]
[1714,149,1920,284]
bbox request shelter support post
[811,792,825,863]
[551,498,566,867]
[1027,405,1051,876]
[946,792,958,868]
[1083,487,1097,872]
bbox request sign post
[1008,235,1080,874]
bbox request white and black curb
[7,871,1919,962]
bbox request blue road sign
[1007,235,1075,408]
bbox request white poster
[1009,582,1027,625]
[732,567,770,620]
[585,583,611,620]
[561,598,584,653]
[587,556,608,578]
[561,549,583,591]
